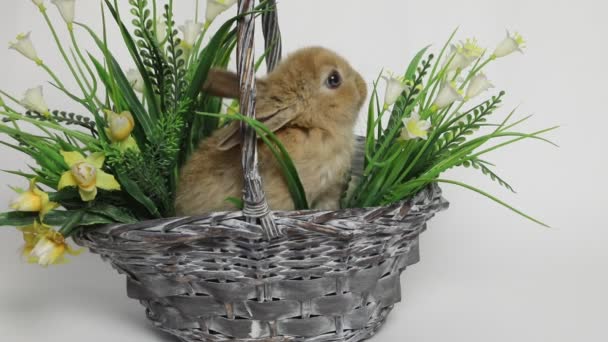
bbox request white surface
[1,0,607,341]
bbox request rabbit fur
[176,47,367,215]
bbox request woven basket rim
[77,184,447,244]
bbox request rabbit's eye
[325,71,342,89]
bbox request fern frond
[463,157,516,193]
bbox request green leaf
[404,45,430,81]
[197,112,309,210]
[114,172,161,218]
[101,0,160,120]
[76,22,154,143]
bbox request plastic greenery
[0,0,280,266]
[0,0,555,267]
[343,29,557,227]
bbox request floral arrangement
[0,1,555,267]
[0,0,246,265]
[343,31,557,224]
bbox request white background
[1,0,607,341]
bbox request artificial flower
[30,229,82,266]
[126,68,145,93]
[466,73,494,100]
[51,0,76,25]
[206,0,238,23]
[10,178,59,218]
[21,86,50,117]
[155,17,168,43]
[493,31,526,58]
[400,111,431,140]
[381,71,411,107]
[432,81,464,110]
[18,221,52,262]
[9,32,42,65]
[104,110,138,151]
[58,151,121,202]
[179,20,204,49]
[446,39,485,72]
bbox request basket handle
[261,0,282,71]
[236,0,282,239]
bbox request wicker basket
[74,1,449,341]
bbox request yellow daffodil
[432,81,464,110]
[30,228,82,266]
[492,31,526,59]
[10,178,59,218]
[104,110,138,151]
[401,111,431,140]
[9,32,42,65]
[58,151,121,202]
[206,0,237,24]
[381,70,412,108]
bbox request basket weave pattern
[75,184,447,341]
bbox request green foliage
[0,1,249,235]
[346,32,558,227]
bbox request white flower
[466,73,494,100]
[381,71,410,107]
[206,0,238,23]
[445,39,485,72]
[21,86,50,116]
[179,20,204,49]
[32,0,45,6]
[433,82,464,110]
[155,17,167,43]
[401,112,431,140]
[9,32,42,64]
[493,31,526,58]
[51,0,76,25]
[126,68,145,93]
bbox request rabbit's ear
[216,106,299,151]
[202,69,241,99]
[202,69,268,99]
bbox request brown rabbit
[176,47,367,215]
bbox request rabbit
[175,46,367,216]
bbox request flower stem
[40,10,94,110]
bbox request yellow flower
[10,178,59,218]
[29,228,82,266]
[58,151,121,202]
[104,110,138,151]
[18,221,51,263]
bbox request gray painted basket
[74,1,449,341]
